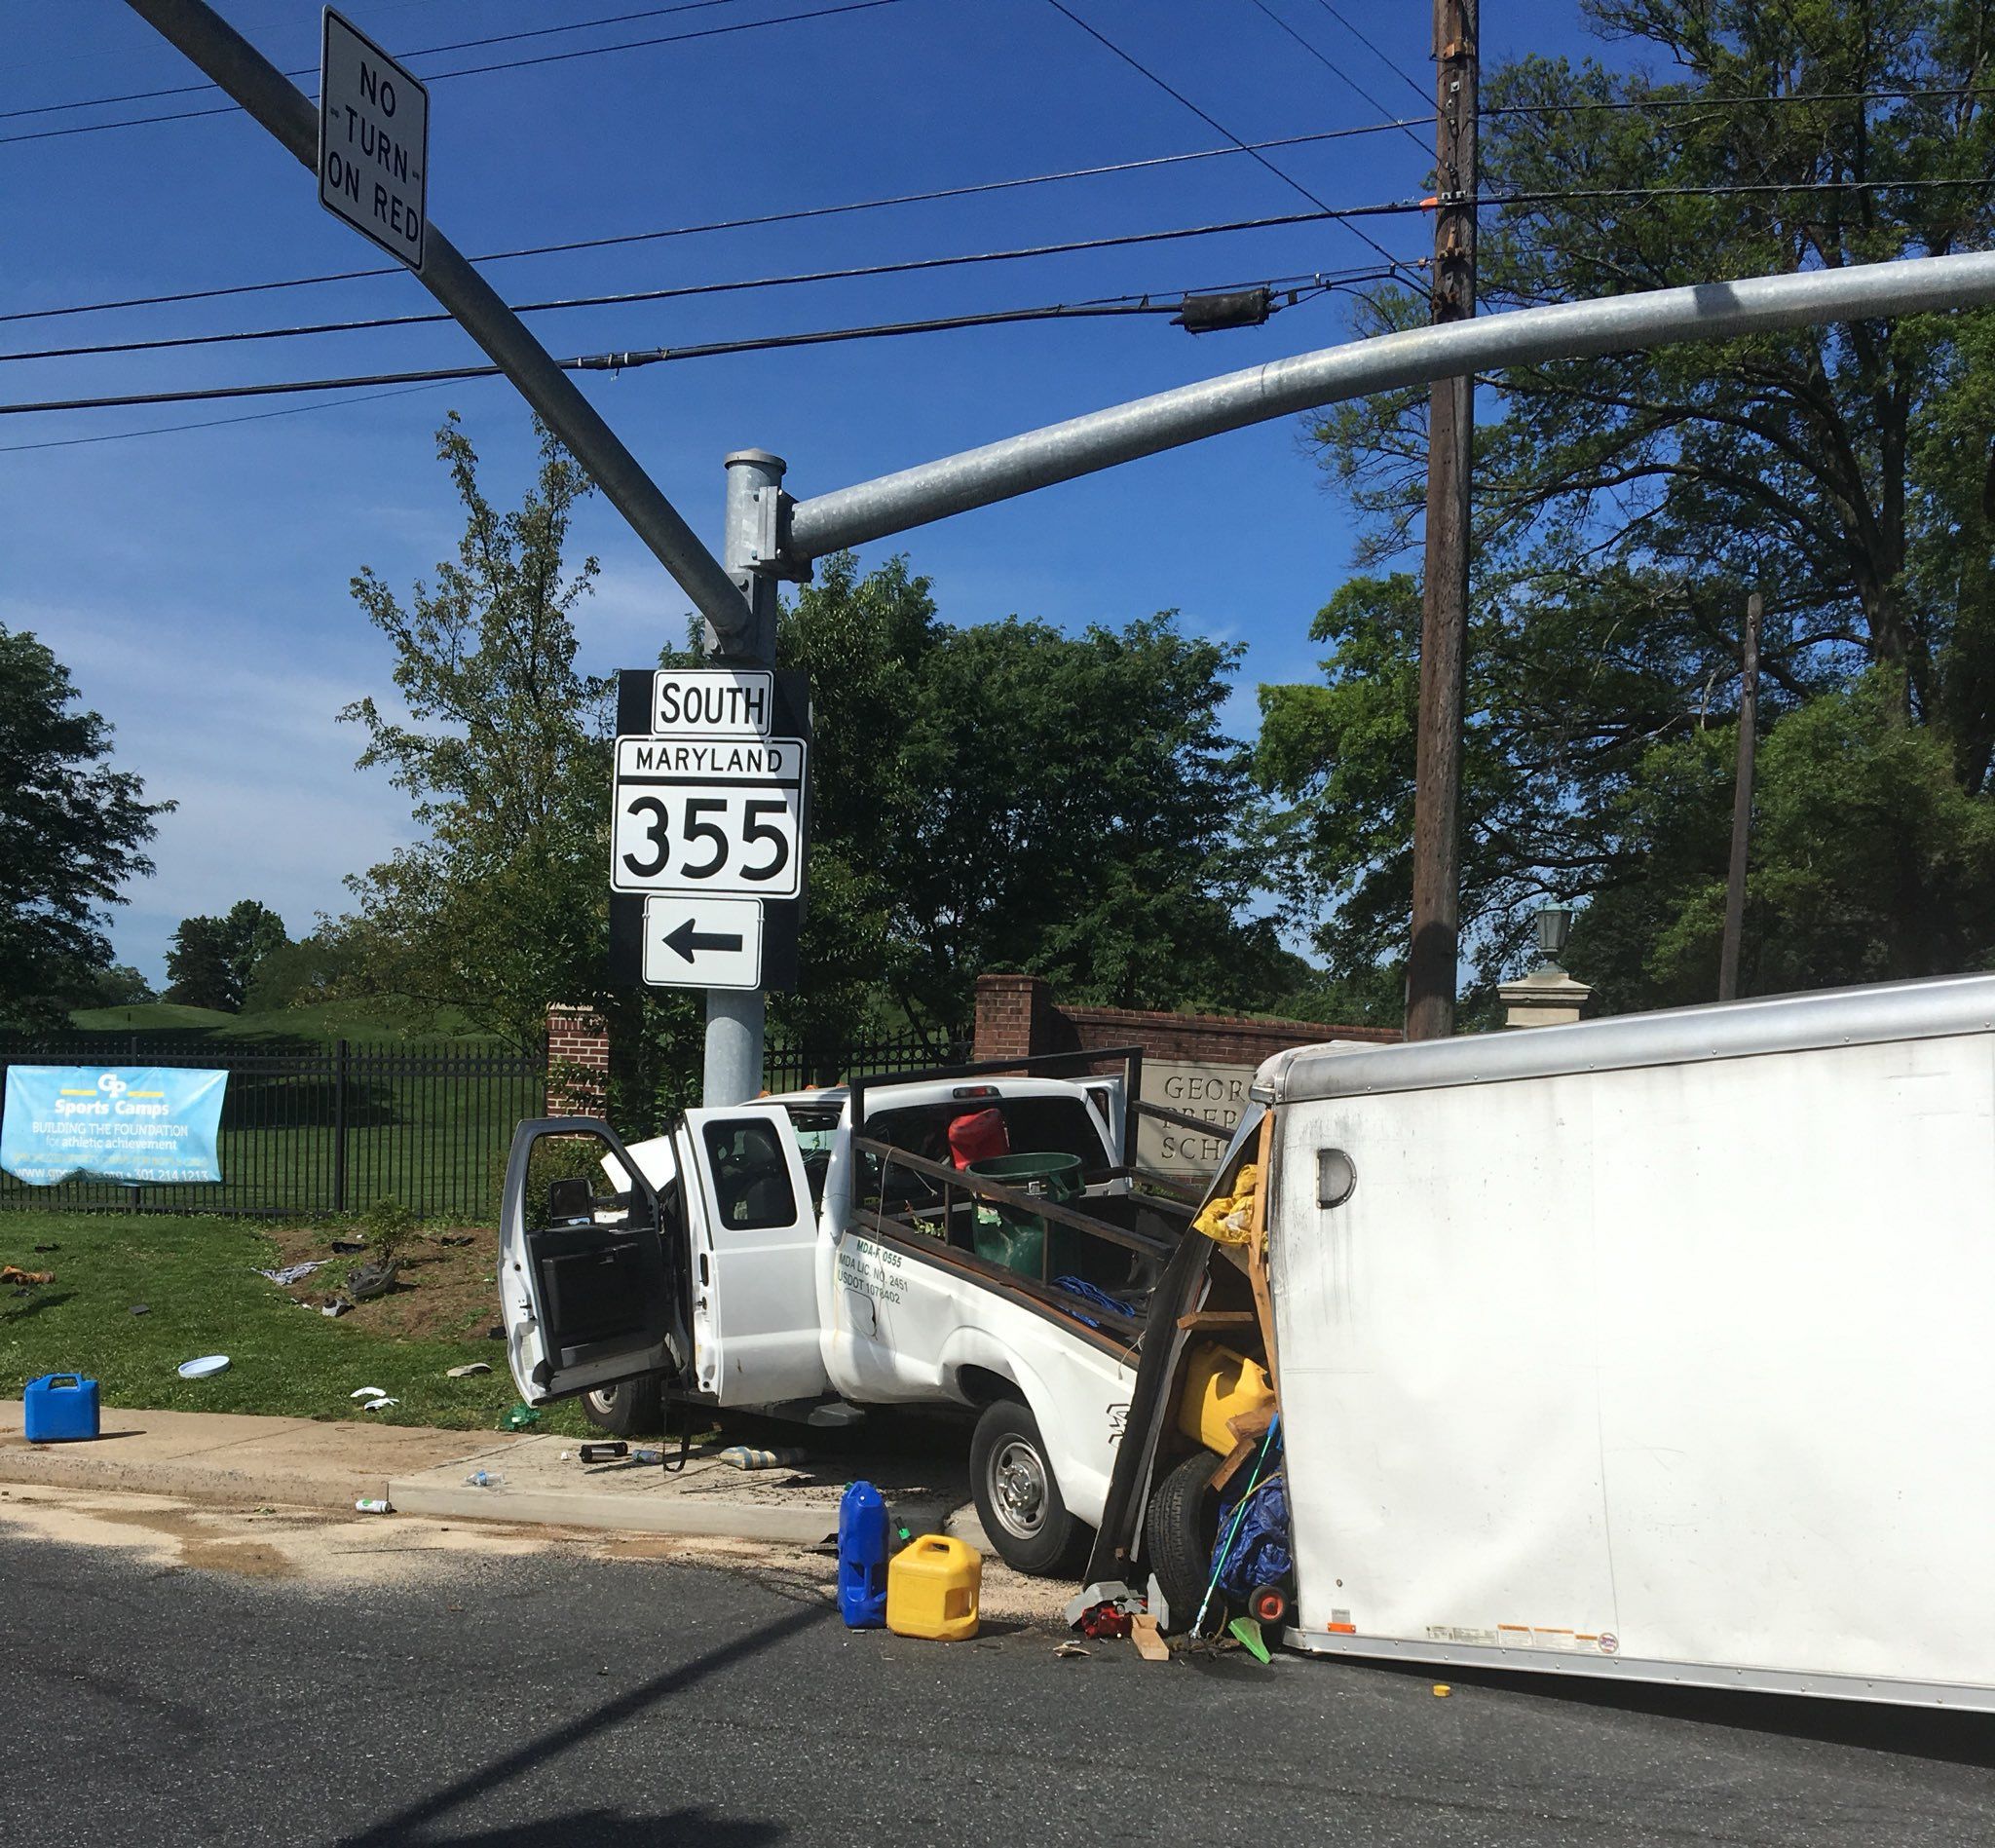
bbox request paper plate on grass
[177,1354,231,1379]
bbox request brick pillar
[546,1003,611,1115]
[972,973,1058,1062]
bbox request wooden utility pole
[1405,0,1480,1040]
[1718,591,1762,1001]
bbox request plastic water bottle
[839,1480,889,1629]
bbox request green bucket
[965,1151,1085,1282]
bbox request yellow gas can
[1176,1341,1276,1454]
[886,1534,982,1641]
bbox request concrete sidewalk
[0,1401,980,1545]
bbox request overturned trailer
[1099,972,1995,1710]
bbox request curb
[384,1478,907,1543]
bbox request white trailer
[1101,973,1995,1709]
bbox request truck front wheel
[581,1375,663,1437]
[970,1399,1088,1577]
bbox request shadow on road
[1355,1657,1995,1769]
[365,1806,784,1847]
[338,1602,828,1845]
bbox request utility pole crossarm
[125,0,751,655]
[781,251,1995,567]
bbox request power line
[0,117,1428,326]
[0,380,458,455]
[0,0,901,146]
[1483,83,1995,119]
[0,272,1383,422]
[1041,0,1417,279]
[1304,0,1433,107]
[0,203,1433,366]
[1240,0,1428,151]
[0,0,755,121]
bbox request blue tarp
[1,1066,228,1186]
[1212,1420,1295,1598]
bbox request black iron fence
[0,1037,546,1221]
[1,1027,972,1219]
[762,1030,970,1094]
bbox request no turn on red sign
[319,9,428,272]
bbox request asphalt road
[4,1530,1992,1847]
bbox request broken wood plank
[1174,1308,1259,1331]
[1130,1612,1170,1661]
[1210,1432,1260,1493]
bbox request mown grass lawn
[0,1211,588,1434]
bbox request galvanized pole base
[702,450,787,1105]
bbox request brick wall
[970,973,1399,1070]
[545,1003,611,1115]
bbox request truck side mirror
[547,1176,592,1222]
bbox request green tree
[780,556,1284,1039]
[1267,0,1995,1008]
[163,900,288,1011]
[0,625,169,1031]
[338,414,614,1050]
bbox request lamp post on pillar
[701,449,788,1106]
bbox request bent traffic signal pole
[781,249,1995,563]
[125,0,752,657]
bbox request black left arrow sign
[663,918,745,962]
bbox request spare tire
[1144,1448,1222,1629]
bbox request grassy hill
[64,999,507,1047]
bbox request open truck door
[499,1117,689,1406]
[681,1104,831,1406]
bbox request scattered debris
[361,1397,399,1412]
[716,1444,806,1470]
[330,1238,366,1255]
[176,1354,230,1379]
[1130,1613,1170,1662]
[130,1304,150,1316]
[436,1234,475,1248]
[355,1497,392,1515]
[579,1442,628,1463]
[1053,1641,1090,1659]
[465,1469,503,1489]
[445,1362,491,1378]
[346,1259,399,1301]
[501,1403,541,1431]
[351,1386,390,1401]
[30,1243,58,1254]
[320,1299,353,1319]
[485,1324,505,1340]
[1,1265,55,1288]
[1227,1616,1272,1665]
[256,1261,324,1286]
[1065,1579,1147,1641]
[1432,1684,1452,1698]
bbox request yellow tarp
[1192,1162,1261,1247]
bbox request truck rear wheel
[970,1399,1088,1577]
[1144,1448,1221,1629]
[581,1374,664,1437]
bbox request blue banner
[0,1067,228,1186]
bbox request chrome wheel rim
[990,1438,1048,1539]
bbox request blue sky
[4,0,1604,981]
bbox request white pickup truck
[497,1052,1200,1573]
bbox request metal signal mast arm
[123,0,753,655]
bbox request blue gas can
[838,1480,889,1628]
[23,1374,99,1444]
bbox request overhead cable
[0,0,901,146]
[1304,0,1433,107]
[0,117,1428,326]
[0,206,1430,365]
[1240,0,1428,151]
[0,272,1382,421]
[0,0,756,121]
[1041,0,1418,279]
